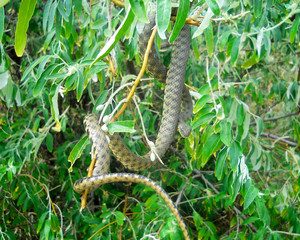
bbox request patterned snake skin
[74,13,191,240]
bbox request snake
[74,12,192,240]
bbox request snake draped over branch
[74,11,192,240]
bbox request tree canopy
[0,0,299,239]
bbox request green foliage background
[0,0,299,239]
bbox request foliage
[0,0,300,239]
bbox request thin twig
[253,131,298,147]
[249,111,300,125]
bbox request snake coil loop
[74,12,192,240]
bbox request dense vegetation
[0,0,299,239]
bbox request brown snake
[74,13,192,240]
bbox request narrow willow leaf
[68,135,89,169]
[229,141,242,172]
[37,212,48,233]
[0,71,8,89]
[50,84,60,123]
[193,210,203,228]
[91,7,135,66]
[21,55,51,83]
[218,31,231,50]
[129,0,148,23]
[205,0,220,16]
[256,29,264,57]
[114,211,125,226]
[46,133,53,152]
[193,95,211,113]
[241,113,250,140]
[33,64,58,97]
[74,0,82,15]
[236,104,245,126]
[168,0,189,43]
[193,9,213,38]
[202,134,222,167]
[266,0,274,9]
[241,52,258,68]
[93,90,109,112]
[0,7,4,41]
[204,22,214,57]
[254,0,262,18]
[255,198,270,226]
[255,117,264,138]
[55,9,61,41]
[231,36,240,65]
[43,0,53,33]
[244,185,259,209]
[76,69,84,101]
[108,121,135,134]
[14,0,38,56]
[48,1,57,32]
[156,0,171,39]
[215,147,227,180]
[50,213,60,232]
[192,112,215,130]
[290,16,300,44]
[220,121,232,146]
[0,0,9,8]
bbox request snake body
[74,12,191,240]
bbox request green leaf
[43,219,51,240]
[168,0,189,43]
[255,198,270,226]
[244,185,259,209]
[37,212,48,233]
[50,213,60,232]
[93,90,109,112]
[156,0,171,39]
[254,0,262,18]
[129,0,148,23]
[255,117,264,139]
[49,83,60,123]
[76,69,84,101]
[193,95,211,113]
[14,0,38,56]
[229,141,242,172]
[241,52,258,68]
[215,147,227,180]
[241,113,250,141]
[43,0,53,33]
[192,112,215,130]
[231,36,241,65]
[33,64,58,97]
[46,133,53,152]
[108,121,135,134]
[74,0,82,15]
[0,71,9,90]
[290,16,300,44]
[91,7,135,66]
[205,0,220,16]
[0,0,9,8]
[204,22,214,58]
[114,211,125,226]
[202,134,222,167]
[193,210,203,229]
[68,135,89,170]
[21,55,51,83]
[236,104,245,126]
[220,121,232,146]
[0,7,4,42]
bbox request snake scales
[74,12,192,240]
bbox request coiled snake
[74,13,192,240]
